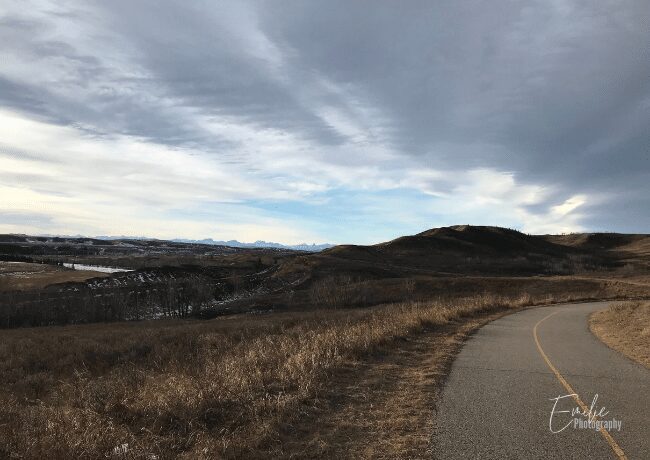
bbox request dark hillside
[543,233,650,271]
[274,226,608,284]
[379,225,574,258]
[543,233,649,250]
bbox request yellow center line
[533,309,627,460]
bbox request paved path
[432,302,649,459]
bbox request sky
[1,0,649,245]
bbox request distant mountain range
[86,235,332,252]
[27,234,333,252]
[169,238,333,252]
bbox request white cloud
[0,106,591,242]
[0,109,327,243]
[550,194,587,217]
[517,194,588,234]
[2,1,631,242]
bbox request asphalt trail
[432,302,649,459]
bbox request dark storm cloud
[253,0,650,228]
[261,4,649,155]
[1,0,649,233]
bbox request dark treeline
[0,254,36,263]
[0,279,225,328]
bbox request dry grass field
[590,301,650,369]
[0,281,643,459]
[0,262,108,292]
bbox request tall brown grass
[0,290,637,459]
[590,301,650,369]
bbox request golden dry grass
[0,288,613,460]
[276,311,508,459]
[590,301,650,369]
[0,261,108,291]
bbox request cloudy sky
[1,1,648,244]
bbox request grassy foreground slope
[590,302,650,369]
[1,280,646,459]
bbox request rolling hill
[272,225,620,286]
